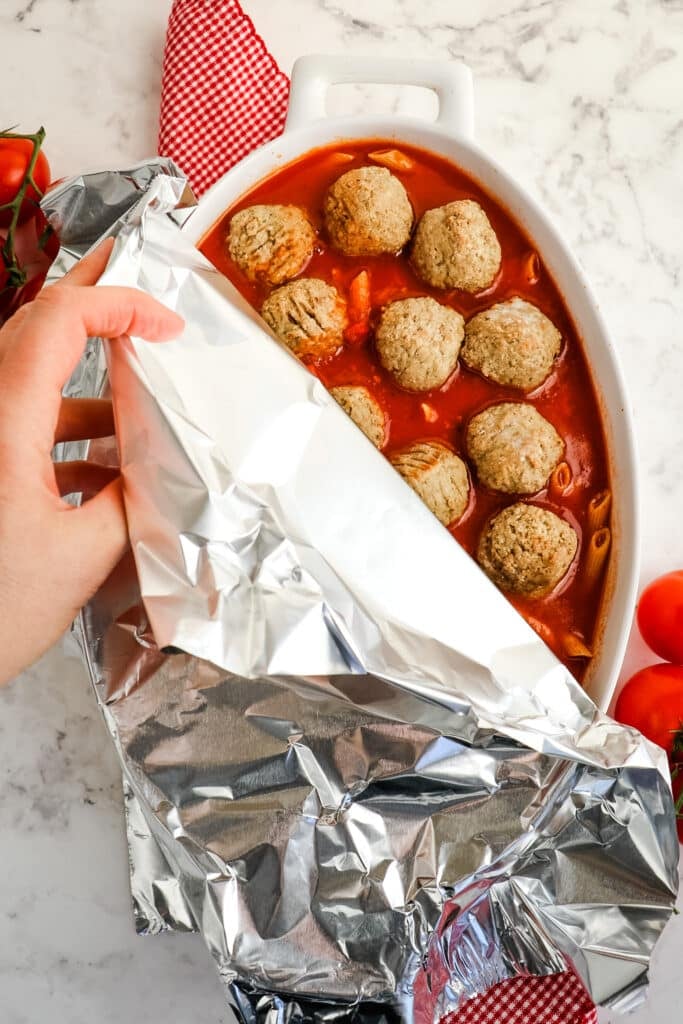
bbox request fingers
[63,477,129,596]
[0,239,119,365]
[54,460,119,499]
[0,237,116,363]
[71,286,184,344]
[55,398,116,443]
[57,238,115,287]
[0,284,184,450]
[13,284,183,384]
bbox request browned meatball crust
[330,385,386,448]
[391,441,470,526]
[375,297,464,392]
[228,204,316,286]
[466,403,564,495]
[261,278,347,360]
[477,502,578,596]
[462,297,562,390]
[323,166,414,257]
[411,199,501,292]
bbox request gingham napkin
[157,4,598,1022]
[443,969,596,1024]
[158,0,289,196]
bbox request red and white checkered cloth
[157,4,599,1023]
[443,969,597,1024]
[158,0,289,196]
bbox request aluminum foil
[47,164,679,1022]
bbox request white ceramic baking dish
[183,55,639,712]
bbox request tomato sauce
[200,140,611,681]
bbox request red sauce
[199,140,611,681]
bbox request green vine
[671,763,683,817]
[672,724,683,761]
[0,126,48,291]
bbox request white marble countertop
[1,1,682,1021]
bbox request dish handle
[285,54,474,138]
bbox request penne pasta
[527,615,593,661]
[525,614,555,648]
[523,251,541,285]
[548,460,573,500]
[585,527,611,589]
[344,270,372,347]
[348,270,370,318]
[587,489,612,533]
[368,148,415,173]
[327,152,355,166]
[562,632,593,658]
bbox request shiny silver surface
[48,165,678,1022]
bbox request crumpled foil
[46,163,679,1023]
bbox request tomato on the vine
[0,137,51,228]
[615,663,683,841]
[637,571,683,663]
[615,663,683,755]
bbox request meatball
[466,403,564,495]
[330,385,386,448]
[462,297,562,390]
[477,502,578,597]
[228,204,316,286]
[323,166,413,257]
[375,297,464,392]
[411,199,501,293]
[261,278,347,360]
[391,441,469,526]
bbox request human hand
[0,243,183,684]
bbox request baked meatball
[330,385,386,448]
[391,441,469,526]
[411,199,501,293]
[466,403,564,495]
[462,297,562,390]
[477,502,578,596]
[228,204,316,286]
[261,278,347,360]
[375,297,464,392]
[323,166,413,256]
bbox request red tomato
[0,138,51,228]
[637,571,683,663]
[614,663,683,755]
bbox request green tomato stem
[2,128,46,255]
[0,127,48,296]
[671,763,683,818]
